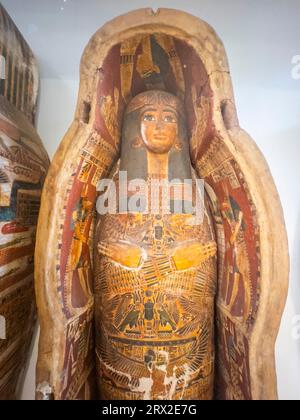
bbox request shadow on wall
[36,78,79,160]
[20,325,39,400]
[292,214,300,350]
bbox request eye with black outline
[163,114,177,123]
[143,114,156,122]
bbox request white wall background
[2,0,299,400]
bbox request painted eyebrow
[162,109,177,115]
[143,108,156,113]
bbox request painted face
[140,105,178,154]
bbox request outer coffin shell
[35,8,289,400]
[0,4,49,399]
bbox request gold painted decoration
[0,4,49,400]
[94,91,217,400]
[35,9,288,401]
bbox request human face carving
[141,105,178,154]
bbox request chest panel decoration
[0,4,49,399]
[34,9,288,400]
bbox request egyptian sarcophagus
[0,4,49,399]
[35,8,289,400]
